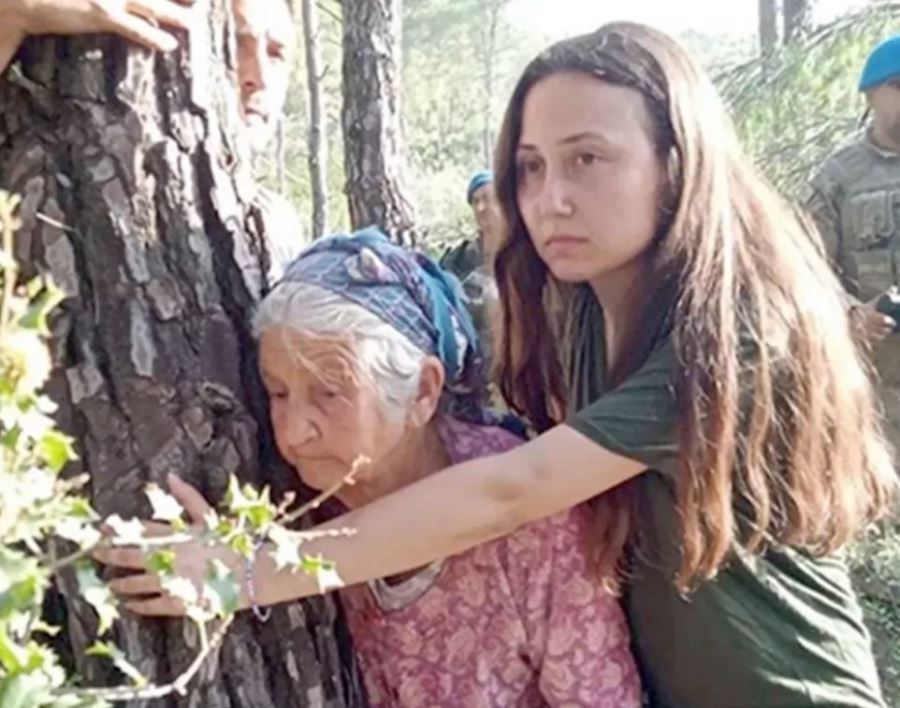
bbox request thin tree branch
[64,617,233,703]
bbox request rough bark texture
[341,0,418,246]
[783,0,813,43]
[758,0,778,56]
[302,0,329,240]
[0,4,363,707]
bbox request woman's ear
[409,356,445,426]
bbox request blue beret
[466,169,493,204]
[860,35,900,91]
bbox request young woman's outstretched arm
[101,425,645,615]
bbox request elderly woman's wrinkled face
[259,327,408,494]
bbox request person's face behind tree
[234,0,294,154]
[471,184,504,262]
[868,78,900,149]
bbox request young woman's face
[258,327,406,495]
[516,72,666,286]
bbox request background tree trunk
[758,0,779,56]
[0,2,363,706]
[302,0,329,240]
[341,0,418,246]
[277,118,287,197]
[783,0,813,43]
[478,2,505,168]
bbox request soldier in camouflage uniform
[441,170,504,363]
[807,34,900,447]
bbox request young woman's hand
[1,0,195,54]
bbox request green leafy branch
[0,190,357,705]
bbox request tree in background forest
[301,0,330,240]
[0,1,363,704]
[401,0,536,247]
[758,0,816,55]
[341,0,419,245]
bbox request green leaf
[160,576,198,608]
[300,555,344,593]
[225,477,275,533]
[76,565,118,635]
[204,559,239,616]
[86,642,147,688]
[38,431,77,473]
[0,574,43,620]
[24,278,42,300]
[0,673,46,708]
[1,422,22,449]
[0,547,33,594]
[15,407,55,442]
[17,283,65,336]
[67,497,98,521]
[228,533,253,560]
[146,550,176,576]
[104,515,145,546]
[0,626,27,673]
[225,475,252,510]
[268,525,301,571]
[54,517,101,550]
[145,484,184,524]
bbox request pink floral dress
[339,417,642,707]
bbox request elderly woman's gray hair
[254,282,430,419]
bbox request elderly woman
[248,229,639,706]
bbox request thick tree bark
[783,0,813,43]
[0,4,363,707]
[758,0,778,56]
[302,0,329,240]
[341,0,418,246]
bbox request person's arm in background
[806,169,894,342]
[0,0,194,74]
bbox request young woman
[100,23,897,707]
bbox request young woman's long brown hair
[493,22,898,592]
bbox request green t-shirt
[565,290,884,708]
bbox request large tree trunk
[783,0,813,43]
[758,0,778,56]
[0,4,363,707]
[341,0,418,246]
[302,0,329,240]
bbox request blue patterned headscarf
[279,227,517,430]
